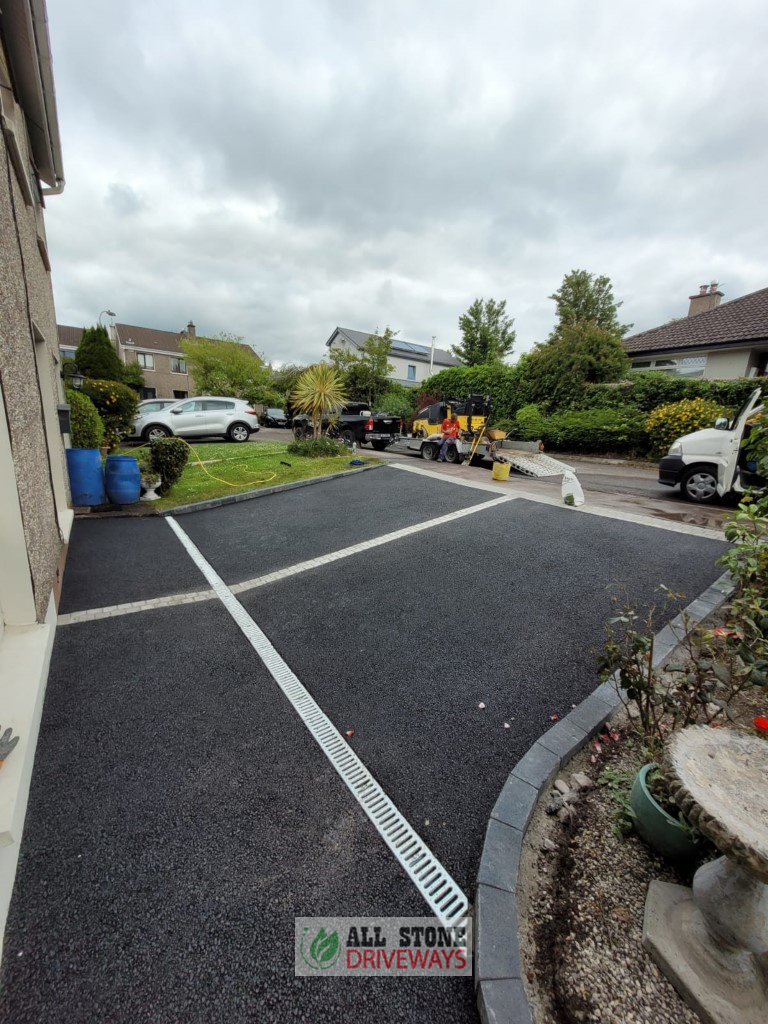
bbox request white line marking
[58,496,514,624]
[57,590,215,625]
[231,494,514,594]
[388,463,724,540]
[165,515,469,926]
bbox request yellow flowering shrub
[645,397,727,456]
[81,378,139,448]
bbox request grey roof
[58,323,258,358]
[326,327,462,367]
[57,325,83,349]
[623,286,768,355]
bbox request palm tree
[291,364,347,438]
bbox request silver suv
[136,397,261,443]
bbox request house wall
[704,349,751,379]
[0,8,70,962]
[0,50,71,625]
[388,353,453,386]
[327,337,454,388]
[121,347,194,398]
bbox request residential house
[58,320,197,399]
[114,320,198,399]
[325,327,461,387]
[623,283,768,379]
[0,0,70,955]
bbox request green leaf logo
[301,927,341,970]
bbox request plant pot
[629,762,699,864]
[140,475,162,501]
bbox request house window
[171,357,187,374]
[407,364,416,381]
[173,390,188,399]
[137,352,154,370]
[140,387,157,399]
[630,356,706,379]
[60,347,77,360]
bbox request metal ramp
[493,440,574,478]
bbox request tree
[181,335,277,406]
[75,325,123,381]
[329,327,395,408]
[291,364,347,438]
[524,322,631,409]
[373,383,418,419]
[119,360,145,391]
[271,363,307,417]
[548,270,632,341]
[453,299,515,365]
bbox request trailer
[385,435,493,465]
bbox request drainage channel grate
[166,517,468,927]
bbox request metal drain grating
[166,517,469,927]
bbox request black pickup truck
[292,403,402,450]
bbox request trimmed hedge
[422,364,524,422]
[505,405,649,455]
[584,372,757,413]
[149,437,189,494]
[542,408,649,455]
[66,388,104,449]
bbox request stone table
[643,725,768,1024]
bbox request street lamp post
[98,309,115,327]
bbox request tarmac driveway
[1,466,729,1024]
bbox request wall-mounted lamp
[61,363,84,389]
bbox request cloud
[44,0,768,365]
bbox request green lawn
[123,441,379,510]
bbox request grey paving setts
[1,604,476,1024]
[239,499,727,891]
[59,517,209,613]
[178,468,496,585]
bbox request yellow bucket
[492,462,511,482]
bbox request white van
[658,388,764,504]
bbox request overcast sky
[44,0,768,365]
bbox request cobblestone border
[474,571,733,1024]
[159,462,382,516]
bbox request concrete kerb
[473,571,734,1024]
[158,462,383,516]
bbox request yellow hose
[132,439,277,488]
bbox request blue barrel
[105,455,141,504]
[66,448,106,506]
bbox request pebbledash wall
[0,0,70,960]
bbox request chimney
[184,320,196,337]
[688,281,723,317]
